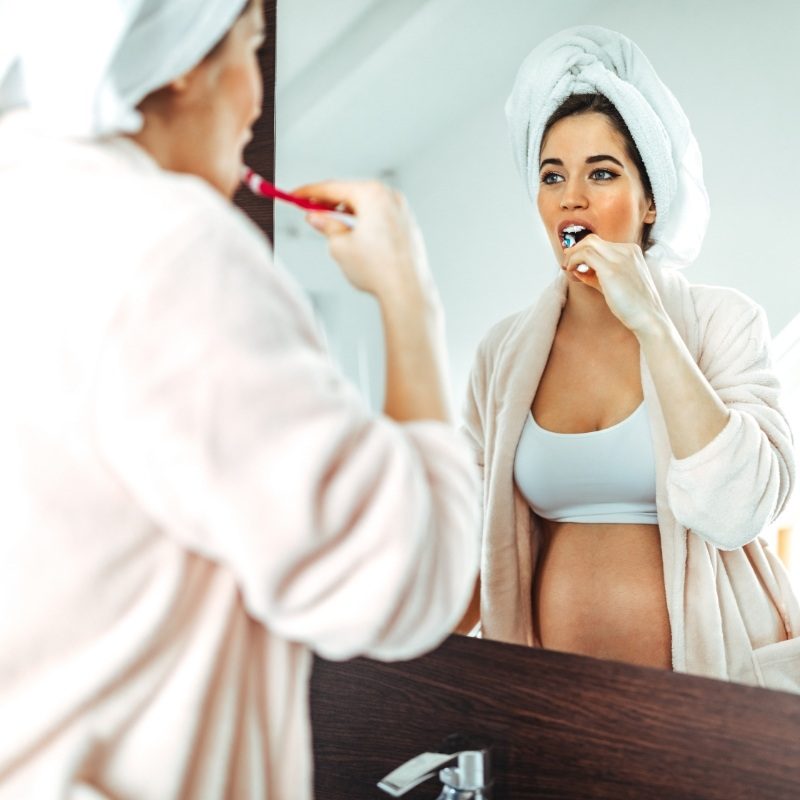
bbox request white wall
[276,0,800,409]
[399,0,800,400]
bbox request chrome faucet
[378,749,492,799]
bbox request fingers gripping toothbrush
[561,224,591,273]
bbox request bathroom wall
[276,0,800,409]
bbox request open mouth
[560,224,592,248]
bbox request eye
[590,168,617,181]
[540,171,564,185]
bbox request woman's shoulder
[480,311,527,347]
[658,268,766,329]
[85,136,270,259]
[688,283,767,341]
[136,166,267,255]
[473,308,531,364]
[471,277,567,375]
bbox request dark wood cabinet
[311,634,800,799]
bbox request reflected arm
[640,294,794,548]
[637,312,729,459]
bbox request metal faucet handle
[438,750,492,799]
[378,752,456,797]
[441,749,491,789]
[378,749,492,798]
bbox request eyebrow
[539,154,625,170]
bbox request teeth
[562,224,586,234]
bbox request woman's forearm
[637,314,729,459]
[377,284,453,424]
[295,180,454,424]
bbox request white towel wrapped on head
[505,25,709,268]
[0,0,248,138]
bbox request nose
[559,178,588,210]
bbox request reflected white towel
[505,25,709,268]
[0,0,246,137]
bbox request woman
[459,26,800,691]
[0,1,478,797]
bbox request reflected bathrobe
[463,259,800,693]
[0,111,479,799]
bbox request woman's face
[537,112,656,263]
[162,0,266,196]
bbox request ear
[166,63,204,95]
[169,74,190,93]
[161,60,211,109]
[644,198,656,225]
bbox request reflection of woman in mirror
[460,26,800,692]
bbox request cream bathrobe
[463,259,800,693]
[0,111,479,799]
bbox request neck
[561,279,625,334]
[128,108,229,196]
[127,114,186,177]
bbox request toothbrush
[561,227,591,273]
[241,167,357,228]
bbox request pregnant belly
[534,520,672,669]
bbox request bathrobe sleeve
[92,198,479,662]
[665,287,795,549]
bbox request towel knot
[0,0,248,138]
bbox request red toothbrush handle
[241,167,341,212]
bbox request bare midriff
[528,305,673,669]
[533,517,672,669]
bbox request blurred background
[274,0,800,580]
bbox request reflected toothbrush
[561,225,591,273]
[241,167,357,228]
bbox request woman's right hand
[293,179,450,424]
[291,179,434,303]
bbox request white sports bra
[514,402,658,524]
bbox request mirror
[274,0,800,688]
